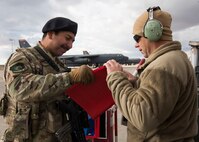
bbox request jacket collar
[139,41,181,71]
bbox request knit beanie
[133,8,173,41]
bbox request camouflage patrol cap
[42,17,78,35]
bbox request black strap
[34,46,60,72]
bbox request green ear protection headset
[143,6,163,41]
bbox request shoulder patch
[10,63,26,73]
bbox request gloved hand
[69,65,94,84]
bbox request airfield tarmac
[0,66,135,141]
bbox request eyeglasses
[133,35,141,43]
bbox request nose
[135,42,139,48]
[67,41,73,50]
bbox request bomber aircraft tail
[19,39,31,48]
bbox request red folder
[65,66,115,119]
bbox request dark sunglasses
[133,35,141,43]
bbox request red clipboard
[65,66,114,119]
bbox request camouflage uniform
[3,44,73,142]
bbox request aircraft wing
[59,54,100,66]
[61,54,99,59]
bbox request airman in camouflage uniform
[1,17,94,142]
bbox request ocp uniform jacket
[106,41,198,142]
[4,44,73,142]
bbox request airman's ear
[47,31,54,39]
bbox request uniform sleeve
[5,51,72,102]
[106,69,181,132]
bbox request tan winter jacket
[106,41,198,142]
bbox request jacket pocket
[13,105,31,139]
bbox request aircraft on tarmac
[18,39,140,67]
[59,51,140,67]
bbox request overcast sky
[0,0,199,64]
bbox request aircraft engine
[74,58,91,64]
